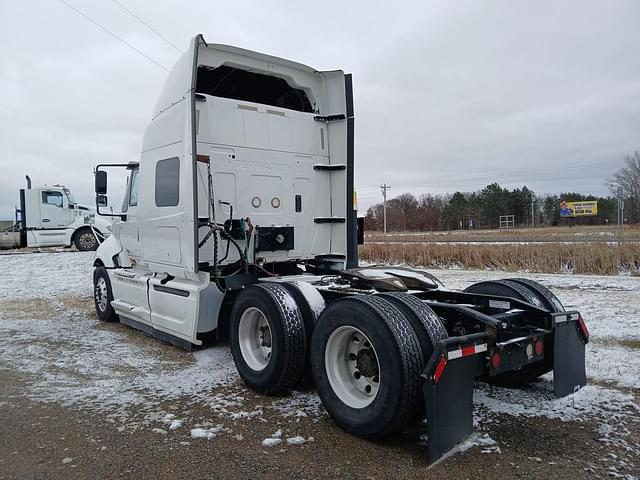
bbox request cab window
[42,191,63,207]
[155,158,180,207]
[129,169,140,207]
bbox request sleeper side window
[155,158,180,207]
[42,191,63,207]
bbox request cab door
[118,167,143,259]
[40,189,72,229]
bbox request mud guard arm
[422,332,487,464]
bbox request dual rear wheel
[230,285,447,438]
[464,278,565,386]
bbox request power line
[56,0,170,72]
[109,0,183,53]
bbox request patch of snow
[475,383,638,422]
[62,457,73,464]
[280,290,299,313]
[272,429,283,438]
[261,438,282,447]
[286,436,306,445]
[168,419,182,430]
[191,428,216,440]
[426,433,499,465]
[190,424,231,440]
[152,428,167,435]
[272,391,324,418]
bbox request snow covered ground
[1,251,639,474]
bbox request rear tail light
[491,352,501,369]
[534,339,544,355]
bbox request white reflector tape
[446,343,488,361]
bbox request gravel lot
[1,251,639,479]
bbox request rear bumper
[420,311,588,463]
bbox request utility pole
[531,195,535,229]
[617,187,625,232]
[380,183,391,234]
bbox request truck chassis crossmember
[92,35,588,464]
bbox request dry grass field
[361,226,640,275]
[365,225,640,244]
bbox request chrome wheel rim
[238,307,272,371]
[325,326,381,408]
[79,232,96,250]
[95,277,108,312]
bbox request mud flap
[422,333,486,463]
[552,312,588,397]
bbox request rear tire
[281,281,326,387]
[93,267,118,322]
[378,293,448,419]
[464,279,565,386]
[311,295,423,438]
[74,228,99,251]
[230,283,306,394]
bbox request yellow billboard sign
[560,201,598,217]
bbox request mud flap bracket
[552,312,587,397]
[422,333,486,463]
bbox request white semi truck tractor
[93,35,589,462]
[0,176,111,250]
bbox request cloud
[1,0,638,217]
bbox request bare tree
[607,151,640,223]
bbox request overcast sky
[1,0,639,218]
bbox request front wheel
[74,228,99,251]
[93,267,118,322]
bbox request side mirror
[97,195,108,207]
[95,170,107,195]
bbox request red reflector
[461,345,476,357]
[578,316,590,342]
[534,339,544,355]
[491,352,501,369]
[491,352,501,368]
[433,356,447,383]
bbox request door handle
[42,218,50,222]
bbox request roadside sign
[560,201,598,217]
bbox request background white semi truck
[0,176,111,250]
[92,35,588,463]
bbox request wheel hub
[79,232,96,250]
[325,326,381,409]
[356,348,379,377]
[238,307,272,372]
[95,277,108,312]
